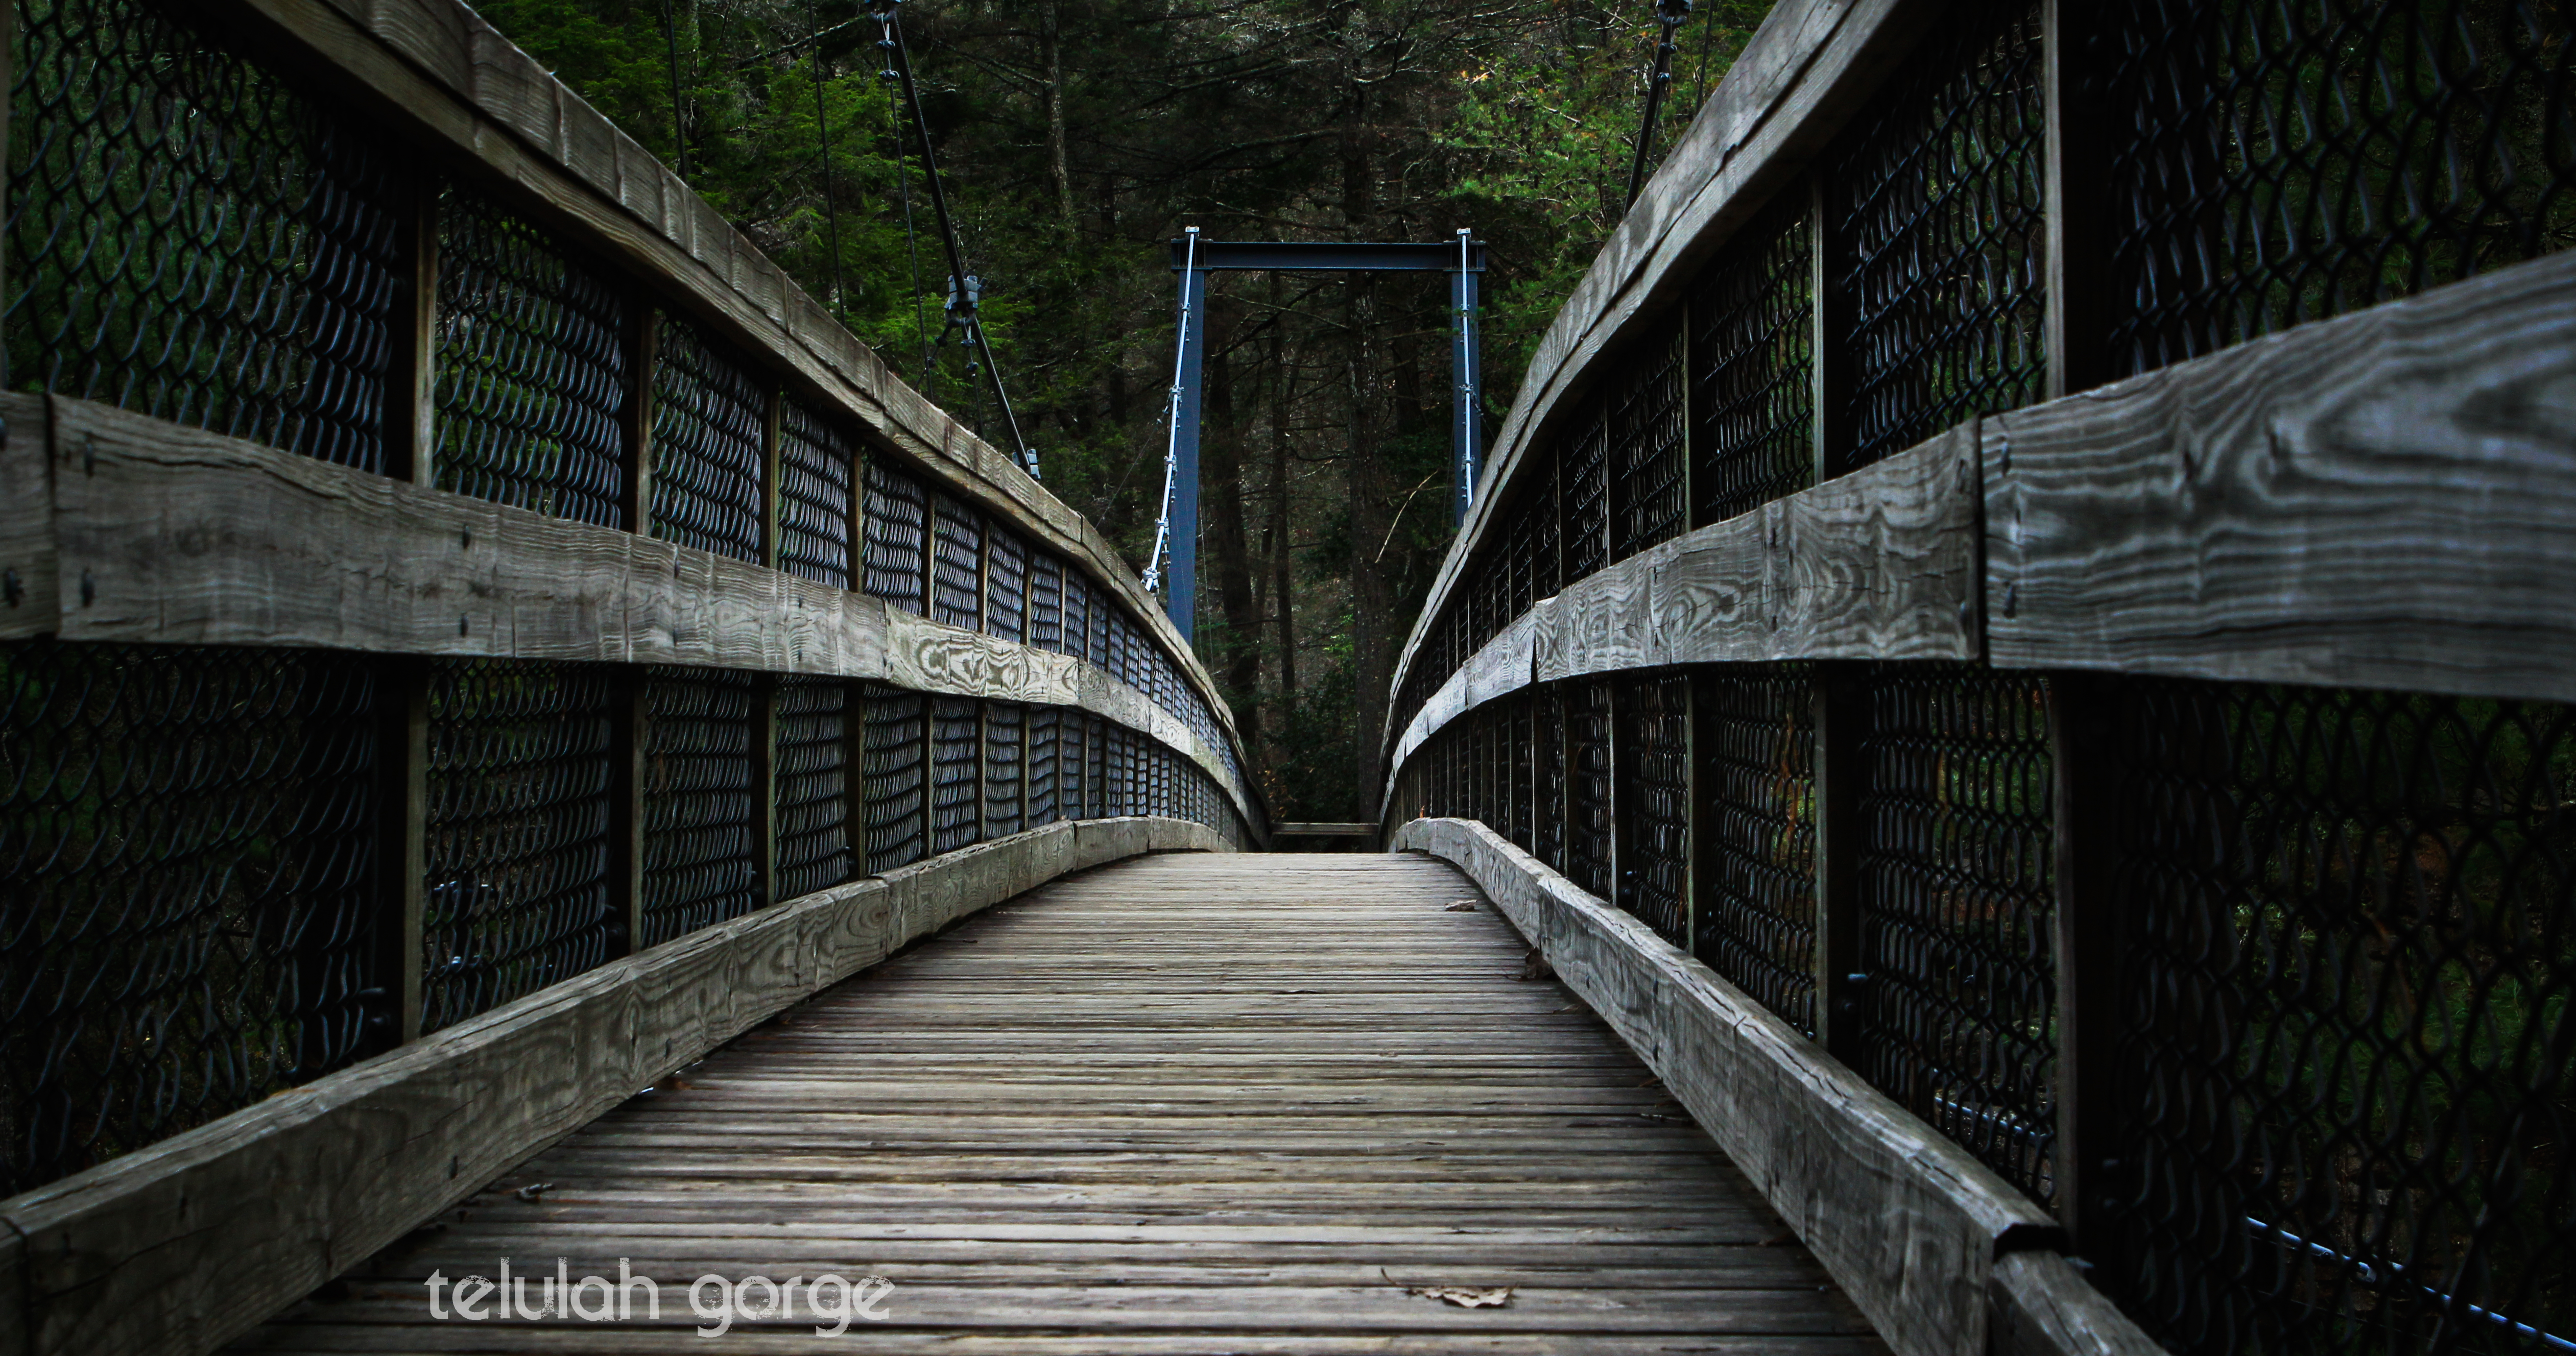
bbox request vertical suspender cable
[1623,0,1694,209]
[871,0,1041,481]
[810,4,849,320]
[1143,226,1199,593]
[657,0,692,178]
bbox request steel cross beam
[1151,232,1487,643]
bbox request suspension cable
[869,0,1042,481]
[809,2,848,320]
[1623,0,1694,209]
[1142,225,1200,595]
[882,82,935,394]
[656,0,691,178]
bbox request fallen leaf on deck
[1408,1286,1514,1308]
[1443,901,1477,911]
[514,1182,555,1202]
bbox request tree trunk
[1040,0,1076,229]
[1268,287,1298,724]
[1204,304,1263,722]
[1342,76,1392,822]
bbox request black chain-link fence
[649,316,767,564]
[638,667,758,947]
[1611,320,1689,560]
[1829,0,2047,473]
[861,457,930,615]
[433,184,630,524]
[860,684,929,873]
[1618,675,1692,946]
[1,642,381,1196]
[1698,665,1818,1036]
[2105,679,2576,1356]
[777,398,855,587]
[6,0,401,469]
[772,675,850,903]
[1692,186,1816,524]
[1856,664,2058,1203]
[2103,0,2576,381]
[421,659,617,1034]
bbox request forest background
[478,0,1778,819]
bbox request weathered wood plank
[24,397,1257,819]
[1385,0,1948,736]
[1388,818,2151,1356]
[1385,432,1977,796]
[0,819,1223,1356]
[1987,1253,2166,1356]
[1985,247,2576,702]
[219,852,1878,1354]
[193,0,1256,790]
[0,393,54,642]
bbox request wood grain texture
[196,0,1256,780]
[1382,0,1948,739]
[230,853,1880,1354]
[1987,1253,2165,1356]
[1391,817,2084,1356]
[0,818,1225,1356]
[0,393,54,642]
[1985,248,2576,702]
[26,398,1258,821]
[1384,432,1978,799]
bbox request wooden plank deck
[236,853,1885,1353]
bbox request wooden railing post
[2042,0,2120,1248]
[370,164,438,1051]
[755,388,783,905]
[614,306,658,954]
[1810,667,1867,1064]
[372,664,428,1051]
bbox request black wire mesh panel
[432,185,628,525]
[772,676,848,903]
[1615,675,1692,946]
[929,696,981,855]
[1061,568,1092,661]
[1610,317,1689,562]
[1692,187,1816,525]
[1855,663,2057,1203]
[1567,680,1617,901]
[1561,401,1612,584]
[860,684,928,872]
[862,458,930,614]
[1106,722,1135,817]
[0,641,378,1196]
[1828,0,2047,473]
[776,397,854,588]
[1066,711,1096,821]
[1510,693,1537,852]
[1697,664,1819,1036]
[421,658,616,1034]
[984,701,1023,838]
[2104,0,2576,382]
[1029,551,1065,651]
[1026,705,1061,826]
[6,0,400,469]
[986,529,1028,644]
[649,316,767,564]
[2103,680,2576,1356]
[931,496,985,632]
[638,667,757,947]
[1536,687,1568,874]
[1092,589,1116,669]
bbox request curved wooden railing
[1381,3,2576,1356]
[0,0,1263,1346]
